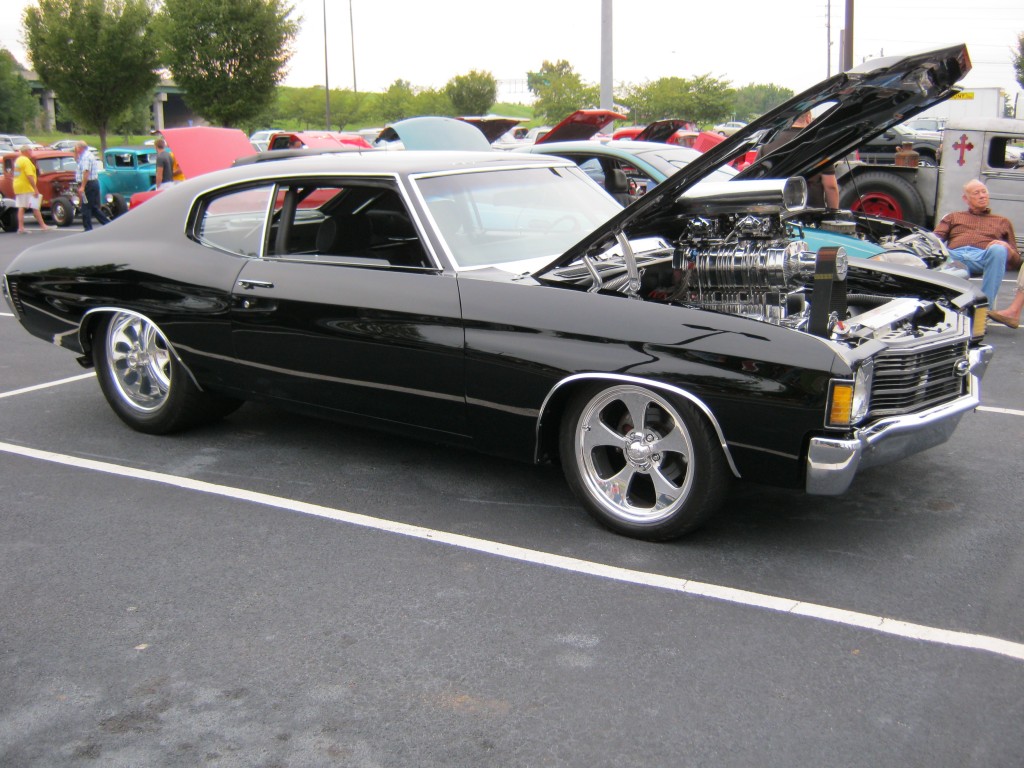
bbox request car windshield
[35,156,78,174]
[414,165,621,270]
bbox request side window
[191,184,274,257]
[267,183,431,269]
[986,137,1024,170]
[575,157,605,186]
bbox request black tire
[559,383,729,541]
[103,193,127,219]
[839,171,926,225]
[50,196,75,227]
[917,151,937,167]
[0,207,15,232]
[92,311,242,434]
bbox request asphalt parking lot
[2,220,1023,767]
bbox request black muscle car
[3,45,993,540]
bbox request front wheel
[50,196,75,227]
[559,384,729,540]
[102,192,127,219]
[92,311,241,434]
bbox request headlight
[826,362,873,428]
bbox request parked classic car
[97,145,159,218]
[266,131,372,151]
[713,121,747,136]
[3,45,992,540]
[0,148,80,229]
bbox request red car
[0,149,80,230]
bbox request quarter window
[192,185,274,257]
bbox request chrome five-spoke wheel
[560,384,728,540]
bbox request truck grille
[869,337,970,417]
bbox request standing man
[13,145,50,234]
[933,179,1017,302]
[150,130,185,182]
[75,141,110,231]
[154,138,175,189]
[755,111,839,209]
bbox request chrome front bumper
[806,344,994,495]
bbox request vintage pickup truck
[838,116,1024,258]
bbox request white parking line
[978,405,1024,417]
[0,372,95,399]
[0,438,1021,663]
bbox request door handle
[237,279,274,290]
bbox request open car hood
[538,43,971,274]
[635,119,697,143]
[534,109,628,144]
[160,126,256,178]
[458,116,527,144]
[377,116,494,151]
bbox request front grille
[869,337,970,417]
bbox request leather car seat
[605,169,632,205]
[316,215,373,256]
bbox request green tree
[527,60,599,123]
[156,0,298,127]
[679,74,734,126]
[411,87,455,117]
[0,49,38,133]
[444,70,497,115]
[378,79,416,122]
[23,0,159,150]
[731,83,794,123]
[618,74,735,126]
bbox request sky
[3,0,1022,113]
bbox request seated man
[933,179,1018,302]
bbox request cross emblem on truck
[952,134,974,166]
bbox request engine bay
[546,207,966,348]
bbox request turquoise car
[98,146,158,218]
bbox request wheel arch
[535,372,741,478]
[80,307,205,391]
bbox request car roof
[165,148,574,190]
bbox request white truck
[837,116,1024,257]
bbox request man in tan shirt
[933,179,1018,302]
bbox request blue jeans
[949,244,1007,302]
[81,179,110,231]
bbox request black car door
[201,178,468,439]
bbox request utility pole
[349,0,357,93]
[842,0,854,72]
[323,0,330,129]
[826,0,831,77]
[600,0,612,111]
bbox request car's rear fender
[79,307,206,392]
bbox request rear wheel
[0,207,15,232]
[559,383,729,540]
[50,196,75,227]
[92,311,241,434]
[839,171,926,224]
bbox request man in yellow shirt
[13,146,50,233]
